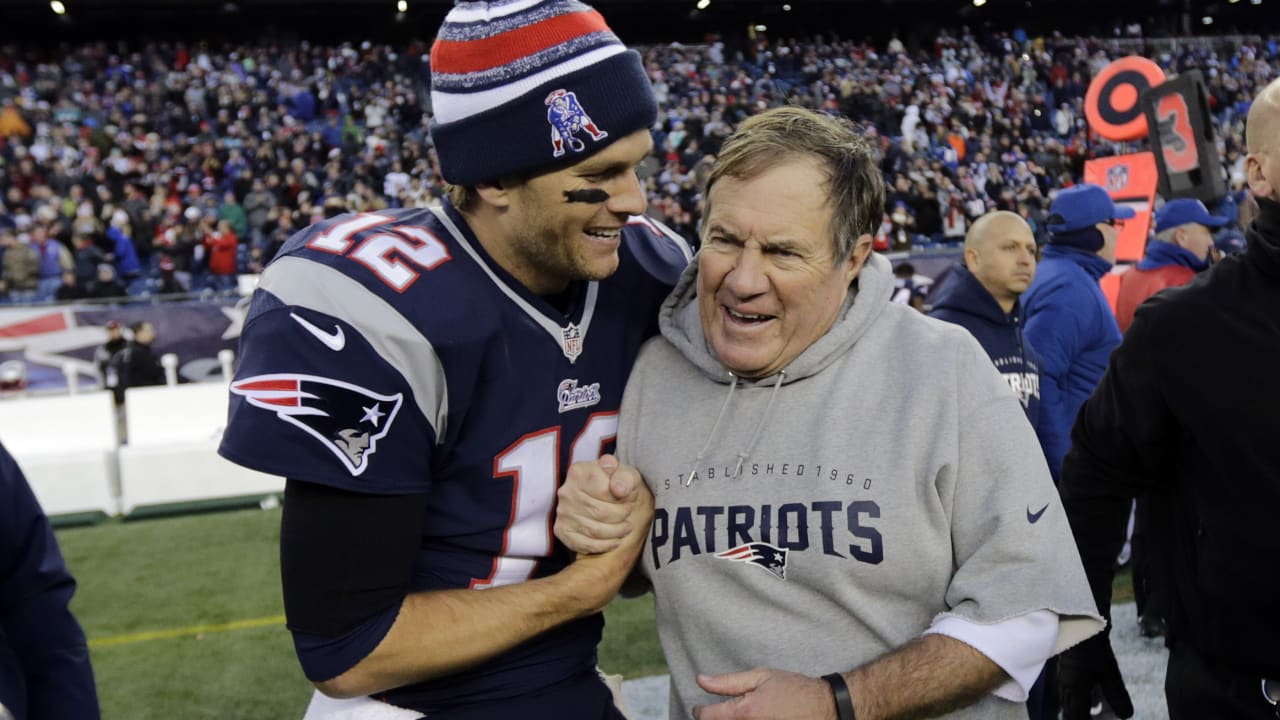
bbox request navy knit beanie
[428,0,658,186]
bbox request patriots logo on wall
[717,542,790,580]
[230,373,403,477]
[545,89,608,158]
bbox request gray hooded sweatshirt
[617,253,1103,719]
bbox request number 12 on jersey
[472,413,619,589]
[307,212,451,292]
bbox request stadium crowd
[0,29,1277,303]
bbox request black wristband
[822,672,856,720]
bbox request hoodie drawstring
[685,370,786,485]
[733,370,785,478]
[684,372,738,486]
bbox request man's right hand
[1058,632,1134,720]
[554,454,649,554]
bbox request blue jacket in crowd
[1021,245,1122,482]
[106,226,143,279]
[928,263,1049,458]
[0,443,99,720]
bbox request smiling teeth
[728,309,770,321]
[585,229,620,238]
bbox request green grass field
[55,507,664,719]
[56,506,1131,718]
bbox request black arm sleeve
[280,479,429,637]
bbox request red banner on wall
[1084,152,1158,263]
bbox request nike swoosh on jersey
[290,312,345,351]
[1026,503,1050,524]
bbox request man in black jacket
[1057,77,1280,720]
[107,321,166,405]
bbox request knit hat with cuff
[429,0,657,186]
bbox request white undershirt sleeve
[923,609,1059,702]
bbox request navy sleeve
[624,216,693,286]
[0,444,100,720]
[219,290,437,495]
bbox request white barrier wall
[117,382,283,515]
[0,391,120,517]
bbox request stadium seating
[0,391,120,518]
[116,382,283,515]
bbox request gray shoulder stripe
[260,255,449,444]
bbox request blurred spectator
[54,270,87,301]
[0,99,31,139]
[94,320,127,386]
[70,233,105,288]
[1,229,38,303]
[119,183,155,267]
[202,219,239,290]
[155,257,188,295]
[86,264,126,300]
[888,202,916,251]
[217,192,249,240]
[105,211,142,282]
[30,226,72,301]
[241,179,276,249]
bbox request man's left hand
[691,668,837,720]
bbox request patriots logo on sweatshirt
[717,542,789,580]
[230,373,403,477]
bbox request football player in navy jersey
[217,2,690,718]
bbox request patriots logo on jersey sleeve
[230,373,403,477]
[717,542,789,580]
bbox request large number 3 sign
[472,413,620,589]
[1157,94,1199,174]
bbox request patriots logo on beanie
[545,89,607,157]
[428,0,658,186]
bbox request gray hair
[703,106,885,266]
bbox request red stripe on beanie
[431,9,610,75]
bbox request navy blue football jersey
[218,201,690,712]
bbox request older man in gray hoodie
[556,107,1103,720]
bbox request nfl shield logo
[561,323,583,363]
[1106,165,1129,192]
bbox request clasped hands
[553,457,841,720]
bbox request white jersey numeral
[306,214,451,292]
[471,412,619,589]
